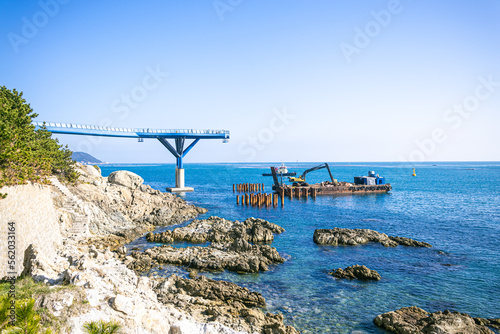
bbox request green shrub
[0,297,53,334]
[0,277,76,333]
[83,320,122,334]
[0,86,78,192]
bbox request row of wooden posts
[236,191,284,207]
[233,183,264,193]
[235,186,318,208]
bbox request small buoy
[412,168,416,177]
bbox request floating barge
[277,182,392,197]
[269,164,392,196]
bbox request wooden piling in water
[281,189,285,206]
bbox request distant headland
[71,151,103,164]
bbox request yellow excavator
[289,163,336,186]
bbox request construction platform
[277,182,392,197]
[267,165,392,196]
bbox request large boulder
[108,170,144,189]
[84,164,101,178]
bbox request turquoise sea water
[100,162,500,333]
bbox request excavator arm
[289,163,335,183]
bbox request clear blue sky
[1,0,499,163]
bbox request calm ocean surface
[100,162,500,334]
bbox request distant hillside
[72,152,102,164]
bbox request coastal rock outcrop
[329,265,381,281]
[313,228,432,247]
[146,216,285,244]
[60,163,207,239]
[126,239,284,274]
[155,274,300,334]
[374,306,496,334]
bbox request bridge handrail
[32,121,230,134]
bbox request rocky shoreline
[5,163,298,333]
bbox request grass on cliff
[0,86,78,196]
[0,276,74,300]
[0,277,79,333]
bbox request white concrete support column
[167,168,193,193]
[175,168,185,188]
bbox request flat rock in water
[313,228,432,247]
[146,216,285,244]
[126,239,285,274]
[329,265,381,281]
[374,306,495,334]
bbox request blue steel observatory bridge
[33,121,230,193]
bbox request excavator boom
[289,163,334,183]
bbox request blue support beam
[158,138,180,158]
[158,137,201,169]
[175,138,185,169]
[182,138,200,157]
